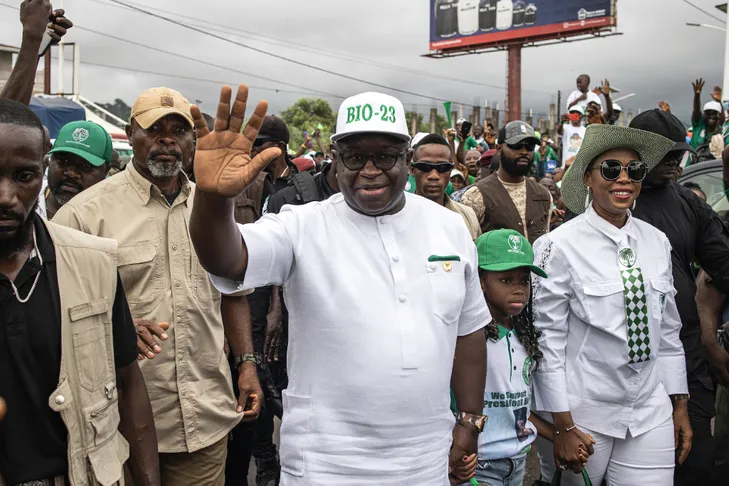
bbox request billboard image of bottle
[430,0,615,51]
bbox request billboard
[430,0,616,52]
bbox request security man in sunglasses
[189,86,491,485]
[629,109,729,486]
[410,133,480,241]
[461,121,552,244]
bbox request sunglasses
[593,159,647,182]
[507,140,538,152]
[412,162,454,174]
[662,151,685,167]
[339,151,407,171]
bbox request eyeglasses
[506,140,538,152]
[593,159,648,182]
[412,162,454,174]
[339,151,407,171]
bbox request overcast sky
[0,0,725,126]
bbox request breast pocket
[192,252,222,311]
[426,261,466,325]
[648,279,672,319]
[70,299,113,393]
[581,281,626,326]
[118,241,163,315]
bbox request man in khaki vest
[461,121,552,245]
[53,88,263,485]
[0,102,160,484]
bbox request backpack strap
[291,172,320,204]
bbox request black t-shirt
[0,218,138,484]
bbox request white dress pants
[535,416,675,485]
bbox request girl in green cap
[457,229,591,485]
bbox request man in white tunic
[187,85,491,485]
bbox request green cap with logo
[48,120,113,167]
[476,229,548,278]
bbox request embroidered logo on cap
[520,124,527,134]
[72,128,89,143]
[161,96,174,107]
[508,234,524,254]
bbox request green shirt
[690,116,720,150]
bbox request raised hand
[693,78,705,95]
[600,79,610,95]
[659,100,672,113]
[48,8,73,43]
[191,85,281,197]
[20,0,52,41]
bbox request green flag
[443,102,452,127]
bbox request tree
[405,111,450,136]
[96,98,132,122]
[279,98,336,152]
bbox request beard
[50,185,78,205]
[0,203,37,260]
[146,153,183,178]
[500,152,533,177]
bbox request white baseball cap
[612,103,622,112]
[332,92,411,143]
[569,105,585,115]
[411,132,430,148]
[704,101,722,113]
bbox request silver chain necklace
[10,228,42,304]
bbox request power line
[0,1,551,116]
[62,58,346,100]
[90,0,552,94]
[0,1,345,100]
[104,0,477,106]
[679,0,725,22]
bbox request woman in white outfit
[530,124,693,485]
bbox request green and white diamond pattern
[622,267,651,363]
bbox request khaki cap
[131,87,194,129]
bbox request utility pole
[507,44,522,122]
[43,49,51,94]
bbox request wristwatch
[234,353,259,369]
[456,412,488,433]
[670,394,690,404]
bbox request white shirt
[479,325,537,460]
[531,206,687,439]
[211,192,490,485]
[566,90,604,112]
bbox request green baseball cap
[476,229,548,278]
[48,121,113,167]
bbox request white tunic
[212,192,490,485]
[531,206,688,439]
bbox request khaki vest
[476,174,551,245]
[3,222,130,486]
[234,172,271,225]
